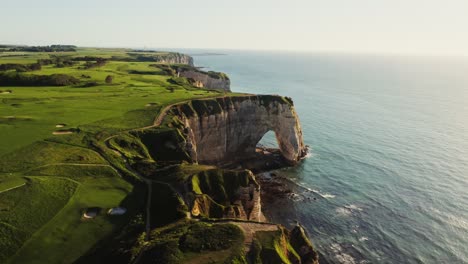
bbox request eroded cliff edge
[164,95,307,165]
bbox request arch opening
[229,129,288,172]
[256,130,279,150]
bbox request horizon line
[2,42,467,58]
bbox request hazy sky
[2,0,468,55]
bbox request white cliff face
[168,96,306,164]
[179,70,231,91]
[156,53,194,66]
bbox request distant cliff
[156,52,194,66]
[127,52,194,65]
[179,69,230,91]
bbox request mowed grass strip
[0,141,107,173]
[8,176,134,264]
[0,177,26,193]
[0,177,78,263]
[24,164,119,182]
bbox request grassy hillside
[0,47,228,263]
[0,46,317,264]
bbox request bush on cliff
[250,229,301,264]
[0,63,42,72]
[191,169,251,205]
[179,222,243,252]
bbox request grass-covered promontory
[0,45,317,264]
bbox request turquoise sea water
[183,50,468,263]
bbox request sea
[172,49,468,263]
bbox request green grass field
[0,46,309,264]
[0,47,231,263]
[0,177,78,262]
[0,48,226,156]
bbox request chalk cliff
[129,52,194,65]
[179,69,231,91]
[167,95,307,165]
[155,53,194,66]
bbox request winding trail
[0,183,26,194]
[144,179,152,241]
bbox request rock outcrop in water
[167,95,307,165]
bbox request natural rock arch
[169,95,307,164]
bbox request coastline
[257,170,331,264]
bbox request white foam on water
[345,204,363,211]
[330,243,357,264]
[336,207,352,217]
[304,151,314,159]
[322,193,336,198]
[359,237,369,242]
[296,183,336,199]
[336,204,363,217]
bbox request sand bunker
[0,90,12,94]
[52,131,74,135]
[83,207,101,219]
[55,123,67,128]
[53,127,78,135]
[107,207,127,215]
[145,103,157,107]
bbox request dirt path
[144,179,152,241]
[0,183,26,194]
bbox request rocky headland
[80,55,319,263]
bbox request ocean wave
[429,207,468,231]
[345,204,363,211]
[359,236,369,242]
[336,207,352,217]
[259,172,336,201]
[336,204,363,217]
[289,180,336,199]
[322,193,337,198]
[329,243,358,264]
[303,151,314,159]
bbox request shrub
[0,72,80,86]
[0,63,42,72]
[7,45,76,52]
[105,75,113,84]
[179,223,243,252]
[82,58,107,69]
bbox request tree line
[6,45,77,52]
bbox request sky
[1,0,468,56]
